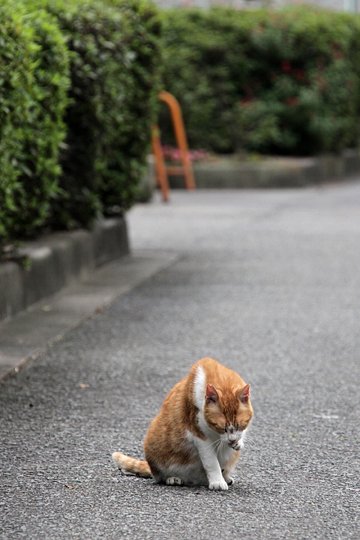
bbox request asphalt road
[1,184,359,539]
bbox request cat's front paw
[209,478,229,491]
[224,475,234,486]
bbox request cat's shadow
[142,478,258,498]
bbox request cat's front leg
[222,450,240,486]
[194,438,228,491]
[222,471,234,485]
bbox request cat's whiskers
[202,437,222,452]
[202,437,225,458]
[214,439,224,457]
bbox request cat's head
[204,383,253,448]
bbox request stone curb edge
[169,149,360,189]
[0,217,129,323]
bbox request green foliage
[0,4,32,244]
[161,7,360,155]
[0,0,162,250]
[47,0,162,228]
[0,1,69,247]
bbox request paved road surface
[1,184,359,539]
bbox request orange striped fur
[112,357,253,490]
[112,452,152,478]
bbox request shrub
[101,0,162,213]
[0,0,162,251]
[0,1,69,247]
[46,0,162,229]
[0,3,32,246]
[161,7,360,155]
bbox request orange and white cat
[112,357,253,491]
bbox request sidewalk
[1,183,359,539]
[0,250,178,380]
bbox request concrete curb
[168,149,360,189]
[0,217,129,323]
[0,249,178,381]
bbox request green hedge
[0,3,31,244]
[47,0,162,229]
[0,0,162,251]
[161,7,360,155]
[0,1,69,245]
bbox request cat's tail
[112,452,152,478]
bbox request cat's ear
[206,384,218,403]
[239,384,250,404]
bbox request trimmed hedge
[0,2,69,244]
[0,3,31,244]
[47,0,162,229]
[0,0,162,252]
[161,7,360,155]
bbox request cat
[112,357,253,491]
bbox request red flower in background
[240,97,253,107]
[162,145,209,162]
[282,60,292,73]
[286,96,299,106]
[295,69,305,82]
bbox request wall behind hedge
[161,7,360,155]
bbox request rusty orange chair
[152,91,195,202]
